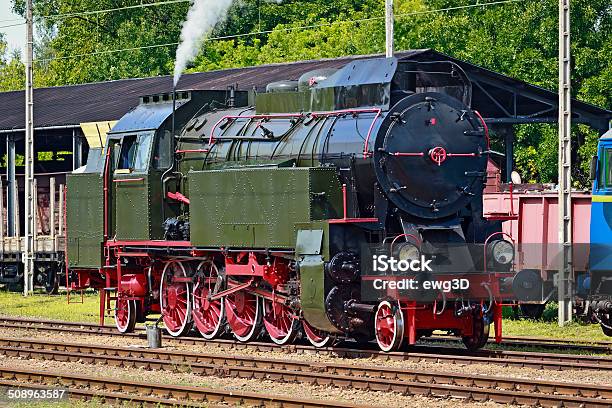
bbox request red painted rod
[393,152,425,157]
[342,184,347,219]
[392,152,478,157]
[447,153,478,157]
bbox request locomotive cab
[102,90,249,241]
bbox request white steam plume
[173,0,234,86]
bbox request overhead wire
[0,17,25,23]
[40,0,191,20]
[0,22,27,29]
[33,0,524,62]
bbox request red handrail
[473,110,490,149]
[342,184,347,219]
[207,113,305,146]
[202,109,382,159]
[483,231,516,274]
[393,152,424,157]
[390,233,422,254]
[103,148,111,241]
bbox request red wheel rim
[225,289,260,341]
[192,261,224,339]
[263,299,296,345]
[375,301,404,352]
[160,261,192,336]
[302,319,332,348]
[114,297,132,333]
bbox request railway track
[0,366,362,407]
[2,315,610,353]
[1,316,611,371]
[1,337,611,407]
[424,334,612,354]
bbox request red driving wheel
[302,319,333,348]
[263,298,299,345]
[374,300,405,352]
[225,288,261,342]
[160,261,193,337]
[192,261,225,339]
[114,296,136,334]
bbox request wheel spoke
[176,306,186,321]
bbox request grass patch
[500,302,611,342]
[0,289,100,323]
[501,318,610,342]
[0,291,609,343]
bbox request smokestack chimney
[228,85,235,108]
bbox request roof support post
[23,0,34,296]
[557,0,573,325]
[6,134,16,237]
[503,127,515,183]
[72,128,83,169]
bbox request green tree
[0,34,25,91]
[6,0,611,186]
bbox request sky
[0,0,25,58]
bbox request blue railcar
[588,128,612,336]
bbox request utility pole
[23,0,35,296]
[558,0,572,325]
[385,0,394,58]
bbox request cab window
[598,148,612,189]
[133,133,153,171]
[118,135,137,170]
[153,130,172,169]
[117,133,153,172]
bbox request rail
[2,317,610,371]
[1,336,610,407]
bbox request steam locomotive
[67,57,519,351]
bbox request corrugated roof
[0,49,610,131]
[0,50,426,131]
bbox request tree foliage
[1,0,610,186]
[0,34,25,91]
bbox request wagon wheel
[462,315,490,351]
[115,296,136,334]
[192,261,225,339]
[596,311,612,337]
[302,319,333,348]
[44,270,59,295]
[36,265,59,295]
[262,298,299,345]
[520,303,545,320]
[225,289,262,342]
[374,300,405,352]
[160,261,193,337]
